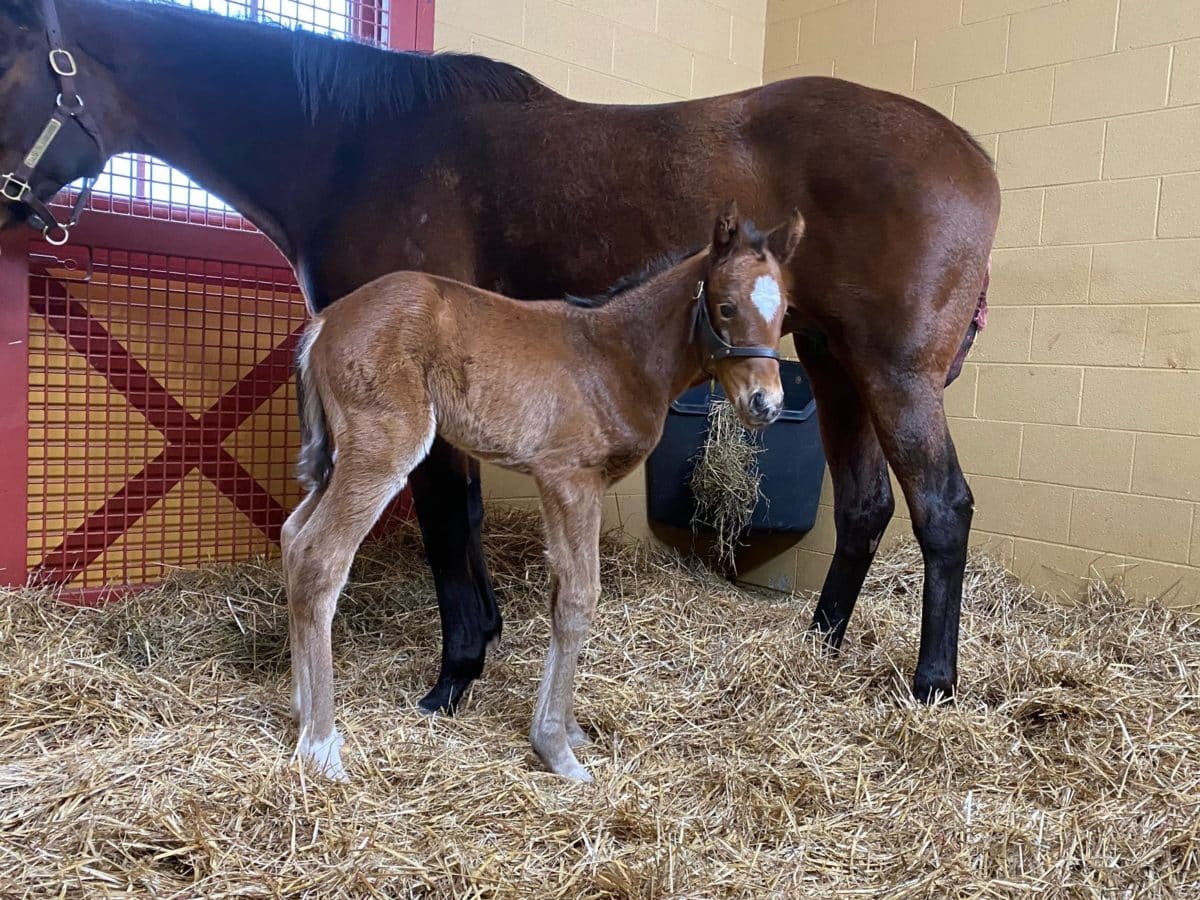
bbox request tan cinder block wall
[758,0,1200,607]
[433,2,768,541]
[435,1,766,103]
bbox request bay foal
[282,203,804,781]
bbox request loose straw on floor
[1,507,1197,898]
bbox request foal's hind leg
[286,413,435,779]
[282,490,323,725]
[796,339,894,648]
[530,474,603,781]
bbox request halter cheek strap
[2,0,105,246]
[691,280,781,375]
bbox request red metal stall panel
[389,0,434,52]
[26,245,308,592]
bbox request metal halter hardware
[691,280,781,375]
[1,0,105,246]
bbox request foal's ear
[767,207,806,265]
[711,199,741,257]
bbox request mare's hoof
[913,672,957,705]
[807,620,847,654]
[418,676,473,715]
[299,730,348,782]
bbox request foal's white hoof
[533,736,594,782]
[557,760,594,783]
[299,730,348,782]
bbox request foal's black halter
[1,0,105,245]
[691,280,781,375]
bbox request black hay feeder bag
[645,360,826,534]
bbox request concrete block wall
[434,0,767,103]
[759,0,1200,607]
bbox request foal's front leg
[530,476,603,782]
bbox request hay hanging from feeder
[689,395,764,568]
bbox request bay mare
[0,0,1000,710]
[284,205,802,780]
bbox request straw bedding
[1,506,1198,898]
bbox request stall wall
[435,0,765,102]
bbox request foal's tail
[295,318,334,493]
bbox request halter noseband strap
[1,0,105,246]
[691,280,781,375]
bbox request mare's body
[0,0,1000,707]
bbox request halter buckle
[1,173,31,202]
[49,48,78,77]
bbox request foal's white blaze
[750,274,782,323]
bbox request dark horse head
[0,0,110,235]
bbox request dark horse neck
[60,0,545,302]
[65,0,328,258]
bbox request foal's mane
[565,249,698,309]
[565,219,770,309]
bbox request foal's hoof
[543,751,593,783]
[566,719,591,750]
[299,730,348,782]
[532,734,594,782]
[557,760,594,783]
[913,672,957,705]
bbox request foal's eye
[718,303,737,318]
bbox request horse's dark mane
[109,0,547,121]
[292,34,549,121]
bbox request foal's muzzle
[742,389,783,428]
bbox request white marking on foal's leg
[750,274,782,323]
[531,637,594,783]
[297,726,347,782]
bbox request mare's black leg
[866,372,973,702]
[796,337,895,648]
[466,458,503,647]
[410,438,500,713]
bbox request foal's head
[699,201,804,428]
